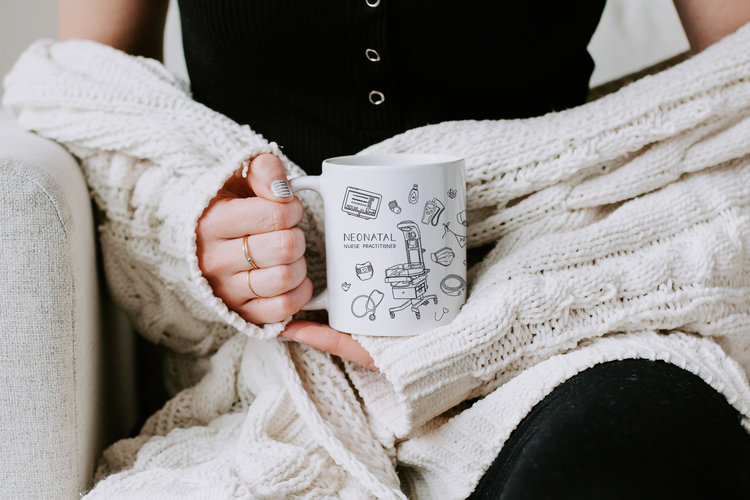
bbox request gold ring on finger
[243,234,260,270]
[247,269,265,298]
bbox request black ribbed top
[178,0,605,174]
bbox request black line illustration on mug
[434,307,449,321]
[388,200,402,214]
[341,282,351,292]
[421,198,445,226]
[430,247,455,266]
[351,289,385,321]
[442,222,467,248]
[440,274,467,297]
[341,186,382,220]
[457,210,467,227]
[447,188,457,199]
[385,220,438,320]
[355,261,374,281]
[408,184,419,204]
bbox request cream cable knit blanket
[5,23,750,499]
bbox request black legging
[468,359,750,500]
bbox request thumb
[245,153,295,202]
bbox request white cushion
[0,126,136,498]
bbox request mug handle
[288,176,329,311]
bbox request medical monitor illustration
[341,186,382,220]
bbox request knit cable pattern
[351,23,750,437]
[5,25,750,499]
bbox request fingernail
[270,179,292,198]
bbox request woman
[7,0,750,497]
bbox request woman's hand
[196,154,375,371]
[196,154,313,325]
[281,320,378,370]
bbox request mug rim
[323,153,464,168]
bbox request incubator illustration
[384,220,438,320]
[350,289,385,321]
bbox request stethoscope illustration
[351,289,385,321]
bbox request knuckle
[199,198,231,236]
[276,230,301,260]
[272,264,295,286]
[210,280,232,305]
[198,200,219,227]
[289,199,304,224]
[199,250,222,277]
[300,277,313,302]
[195,219,209,246]
[267,206,289,232]
[252,154,285,180]
[277,292,298,317]
[239,303,264,325]
[251,153,276,170]
[289,228,306,257]
[293,227,306,248]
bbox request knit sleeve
[352,160,750,438]
[2,40,325,355]
[348,22,750,438]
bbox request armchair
[0,122,138,499]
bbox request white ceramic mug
[290,154,467,336]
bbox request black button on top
[365,48,381,61]
[347,0,403,127]
[369,90,385,105]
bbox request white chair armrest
[0,124,136,498]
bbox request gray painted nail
[271,179,293,198]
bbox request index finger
[246,153,295,203]
[199,195,304,240]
